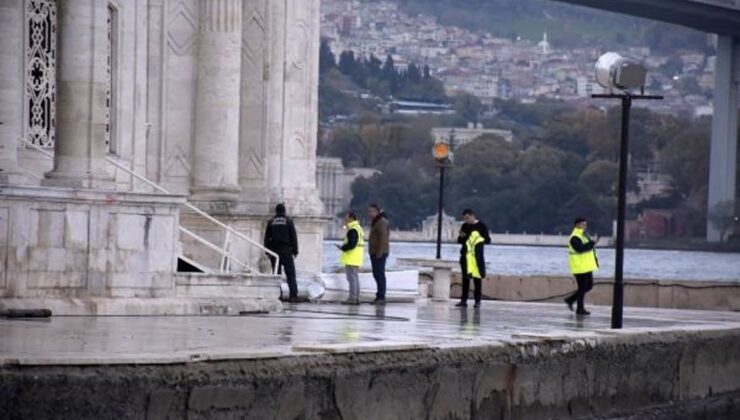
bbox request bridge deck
[554,0,740,35]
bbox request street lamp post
[592,52,662,329]
[435,165,446,259]
[432,133,453,259]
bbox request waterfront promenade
[2,301,740,419]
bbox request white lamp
[595,52,647,92]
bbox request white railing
[17,137,280,275]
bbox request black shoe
[564,298,574,312]
[455,301,467,308]
[372,298,386,305]
[288,297,300,303]
[575,309,591,316]
[473,301,481,308]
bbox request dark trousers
[566,272,594,311]
[459,256,481,303]
[370,253,387,299]
[269,252,297,299]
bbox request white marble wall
[0,187,183,299]
[0,0,24,184]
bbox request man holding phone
[564,217,599,315]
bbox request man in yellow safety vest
[337,211,365,305]
[564,217,599,315]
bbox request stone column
[0,0,24,184]
[268,0,323,215]
[707,35,739,241]
[44,0,111,189]
[190,0,242,201]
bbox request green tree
[325,128,368,167]
[319,39,336,75]
[514,144,569,182]
[659,119,710,197]
[541,110,599,157]
[350,161,436,229]
[707,200,737,242]
[578,160,618,195]
[338,50,357,75]
[453,93,482,124]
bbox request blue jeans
[370,253,387,299]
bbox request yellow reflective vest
[465,230,485,279]
[568,227,599,275]
[340,220,365,267]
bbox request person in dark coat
[367,203,390,305]
[264,203,299,302]
[455,209,491,308]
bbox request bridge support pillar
[707,35,740,241]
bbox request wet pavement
[2,301,740,365]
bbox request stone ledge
[174,273,282,300]
[0,297,282,316]
[0,185,186,206]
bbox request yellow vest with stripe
[568,227,598,275]
[465,230,485,278]
[340,220,365,267]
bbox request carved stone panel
[162,0,198,193]
[239,0,269,184]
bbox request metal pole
[611,95,631,329]
[436,165,445,259]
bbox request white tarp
[281,270,420,302]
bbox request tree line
[320,39,447,103]
[320,98,734,238]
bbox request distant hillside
[393,0,709,53]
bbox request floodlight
[595,52,647,92]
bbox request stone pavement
[2,300,740,366]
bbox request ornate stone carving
[241,4,265,64]
[287,19,309,71]
[239,0,268,182]
[166,0,197,57]
[25,0,56,148]
[105,5,114,151]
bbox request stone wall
[0,186,183,301]
[2,328,740,419]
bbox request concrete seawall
[447,274,740,311]
[2,327,740,419]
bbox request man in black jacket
[264,203,299,302]
[455,209,491,308]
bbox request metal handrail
[179,226,250,272]
[17,136,280,275]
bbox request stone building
[431,124,514,147]
[0,0,324,314]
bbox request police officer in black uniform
[264,203,299,302]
